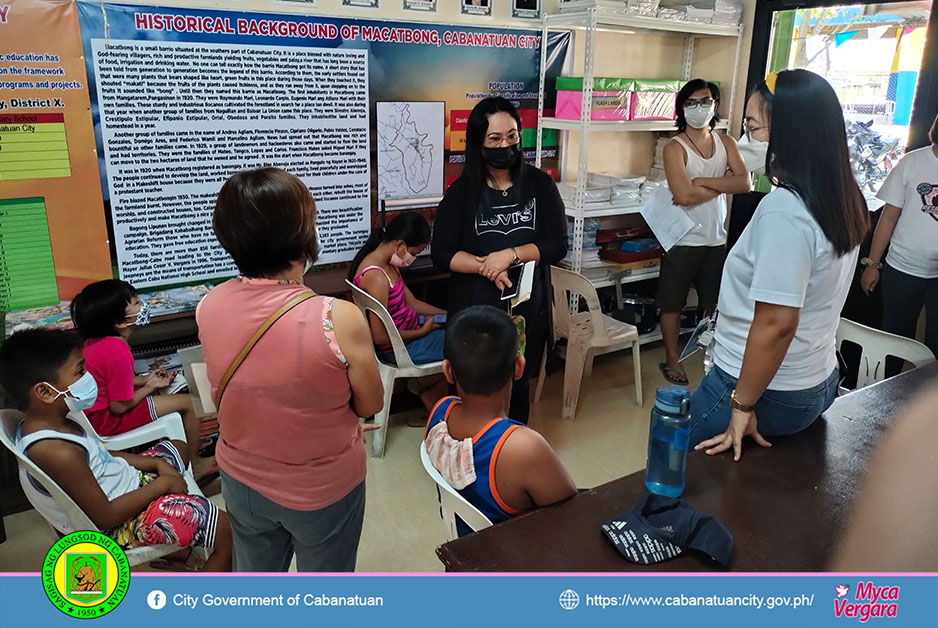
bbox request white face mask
[305,226,324,274]
[44,372,98,413]
[737,133,769,175]
[390,250,417,268]
[684,105,715,130]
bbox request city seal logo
[42,531,130,619]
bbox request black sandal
[659,362,689,385]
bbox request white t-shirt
[712,188,858,390]
[876,146,938,278]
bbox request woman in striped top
[349,212,449,411]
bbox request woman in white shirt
[860,111,938,356]
[690,69,870,461]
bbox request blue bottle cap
[655,385,691,415]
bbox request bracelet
[729,389,756,412]
[510,247,521,265]
[860,257,884,270]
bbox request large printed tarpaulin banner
[0,0,112,307]
[77,2,570,287]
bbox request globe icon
[558,589,580,610]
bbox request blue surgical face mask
[134,300,151,327]
[45,372,98,413]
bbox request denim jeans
[688,365,839,448]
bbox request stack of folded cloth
[562,217,605,270]
[627,0,660,17]
[712,0,743,25]
[648,137,670,182]
[657,0,741,24]
[587,173,646,207]
[640,179,666,202]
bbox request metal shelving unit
[535,6,744,289]
[563,202,642,218]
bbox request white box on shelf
[558,182,613,203]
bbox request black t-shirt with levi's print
[431,164,567,317]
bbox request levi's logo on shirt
[476,198,536,235]
[917,182,938,218]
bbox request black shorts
[655,245,725,313]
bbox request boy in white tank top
[0,328,232,570]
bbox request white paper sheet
[639,186,694,252]
[190,362,217,415]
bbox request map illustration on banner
[376,101,443,202]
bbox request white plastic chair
[0,409,203,567]
[836,318,935,390]
[534,266,642,420]
[419,441,492,542]
[346,280,443,458]
[66,409,185,452]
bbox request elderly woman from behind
[197,167,383,572]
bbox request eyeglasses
[743,118,768,141]
[484,130,520,147]
[683,98,715,110]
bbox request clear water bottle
[645,385,692,498]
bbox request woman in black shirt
[431,97,567,423]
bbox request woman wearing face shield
[431,97,568,424]
[658,79,750,385]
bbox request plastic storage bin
[555,77,634,121]
[630,79,682,121]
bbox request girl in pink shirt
[70,279,213,479]
[349,212,449,411]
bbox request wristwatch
[729,389,756,412]
[860,257,884,270]
[510,247,521,265]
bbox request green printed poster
[0,197,60,311]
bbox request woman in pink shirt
[198,167,383,572]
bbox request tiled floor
[0,344,704,572]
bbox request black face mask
[482,143,522,170]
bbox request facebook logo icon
[147,590,167,610]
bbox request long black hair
[464,97,525,215]
[347,212,431,281]
[757,69,869,256]
[675,78,721,133]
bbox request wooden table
[436,361,938,572]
